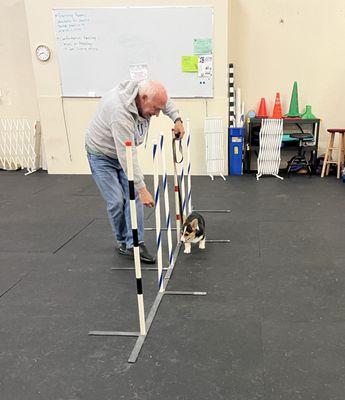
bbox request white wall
[0,0,39,122]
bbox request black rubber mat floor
[1,170,345,399]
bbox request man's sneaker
[137,243,156,264]
[117,243,127,255]
[119,243,156,264]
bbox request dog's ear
[190,218,199,231]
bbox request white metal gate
[257,118,284,180]
[204,117,226,180]
[0,118,41,174]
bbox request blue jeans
[87,153,144,248]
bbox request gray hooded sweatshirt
[85,80,179,189]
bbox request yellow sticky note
[181,56,198,73]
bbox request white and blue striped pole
[172,133,181,242]
[152,140,164,292]
[186,118,192,215]
[125,140,146,335]
[159,133,174,268]
[179,151,187,222]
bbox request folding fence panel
[257,118,284,180]
[204,117,226,180]
[0,118,41,174]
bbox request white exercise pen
[256,118,284,180]
[203,117,226,180]
[0,118,41,174]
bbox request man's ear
[141,94,147,102]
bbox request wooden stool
[321,129,345,179]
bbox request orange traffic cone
[256,98,268,118]
[271,92,283,118]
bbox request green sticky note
[181,55,198,72]
[193,38,212,55]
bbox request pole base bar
[89,331,140,337]
[128,334,147,363]
[164,291,207,296]
[206,239,231,243]
[93,239,208,363]
[128,243,182,363]
[145,227,177,231]
[111,267,168,271]
[193,209,231,213]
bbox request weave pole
[125,141,146,335]
[91,134,209,363]
[160,134,174,268]
[172,135,182,242]
[152,140,164,292]
[186,118,192,215]
[179,150,187,222]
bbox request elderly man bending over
[85,80,185,264]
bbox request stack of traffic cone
[271,92,283,118]
[256,98,268,118]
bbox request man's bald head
[136,80,168,118]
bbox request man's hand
[138,187,155,208]
[173,120,185,139]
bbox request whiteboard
[53,7,214,98]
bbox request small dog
[180,212,206,254]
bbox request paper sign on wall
[198,55,213,78]
[181,56,198,72]
[193,38,212,55]
[129,64,149,81]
